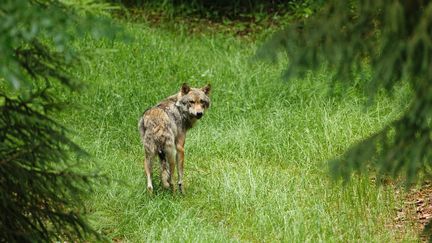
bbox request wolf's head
[176,83,211,119]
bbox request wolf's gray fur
[138,83,211,193]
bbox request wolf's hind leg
[176,143,185,194]
[144,155,153,192]
[159,151,170,189]
[165,147,177,192]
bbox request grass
[61,22,419,241]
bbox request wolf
[138,83,211,193]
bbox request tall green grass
[63,23,418,241]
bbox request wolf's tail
[138,116,146,142]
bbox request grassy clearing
[62,22,419,241]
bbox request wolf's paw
[178,183,184,194]
[170,183,176,192]
[162,181,170,189]
[147,185,153,193]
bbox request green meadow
[63,22,418,241]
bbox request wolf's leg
[159,152,170,189]
[144,155,153,192]
[176,136,186,193]
[165,146,177,192]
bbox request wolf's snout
[196,112,203,119]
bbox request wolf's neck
[167,92,197,130]
[176,105,195,130]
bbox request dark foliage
[259,0,432,186]
[0,0,119,241]
[114,0,288,9]
[0,89,98,242]
[110,0,315,19]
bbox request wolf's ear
[180,83,190,95]
[202,84,211,95]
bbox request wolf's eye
[189,100,195,104]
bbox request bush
[0,0,120,241]
[110,0,315,19]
